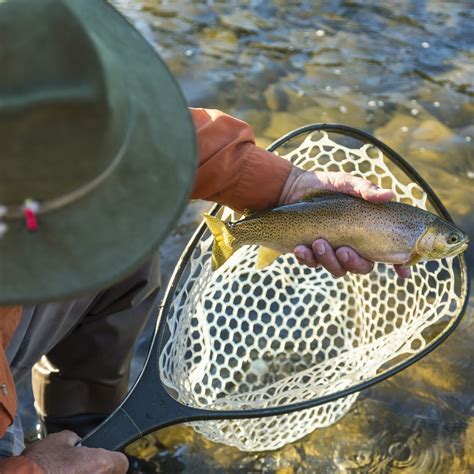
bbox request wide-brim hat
[0,0,196,304]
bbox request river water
[111,2,473,473]
[114,1,473,473]
[20,1,473,473]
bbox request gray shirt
[1,253,161,457]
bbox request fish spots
[226,194,451,264]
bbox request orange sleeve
[190,108,292,212]
[0,307,22,439]
[0,455,44,473]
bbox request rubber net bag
[159,129,465,451]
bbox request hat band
[0,99,134,223]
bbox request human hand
[278,167,411,278]
[22,430,128,474]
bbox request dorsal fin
[302,188,342,201]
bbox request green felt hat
[0,0,196,305]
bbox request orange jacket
[0,108,292,472]
[190,108,292,211]
[0,307,43,472]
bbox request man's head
[0,0,196,304]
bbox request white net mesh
[159,130,464,451]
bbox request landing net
[159,128,467,451]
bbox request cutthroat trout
[203,190,469,271]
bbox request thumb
[325,172,394,203]
[355,180,393,202]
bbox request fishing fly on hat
[0,0,196,305]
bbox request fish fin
[256,247,282,270]
[406,253,421,266]
[202,213,235,270]
[302,188,341,201]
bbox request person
[0,1,409,473]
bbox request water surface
[116,1,473,473]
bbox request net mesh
[159,130,463,451]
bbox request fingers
[70,447,128,474]
[280,169,394,206]
[362,188,394,202]
[294,241,375,277]
[294,245,319,268]
[335,247,374,274]
[22,430,129,474]
[98,449,129,474]
[394,264,411,278]
[74,447,129,474]
[46,430,81,446]
[113,452,129,474]
[319,171,394,203]
[294,240,413,280]
[312,240,346,277]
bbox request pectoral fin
[256,247,282,270]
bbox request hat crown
[0,0,128,205]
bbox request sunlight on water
[114,1,474,472]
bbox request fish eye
[448,234,459,244]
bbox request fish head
[416,219,469,260]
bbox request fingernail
[295,249,304,260]
[339,251,349,263]
[314,242,325,256]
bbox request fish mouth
[446,239,469,257]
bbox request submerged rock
[235,108,271,138]
[140,2,177,18]
[264,84,290,112]
[199,27,239,57]
[220,10,267,34]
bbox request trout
[203,190,469,271]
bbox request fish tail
[202,213,236,270]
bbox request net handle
[157,123,470,420]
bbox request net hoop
[158,124,470,451]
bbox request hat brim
[0,0,197,305]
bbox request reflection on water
[126,1,472,472]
